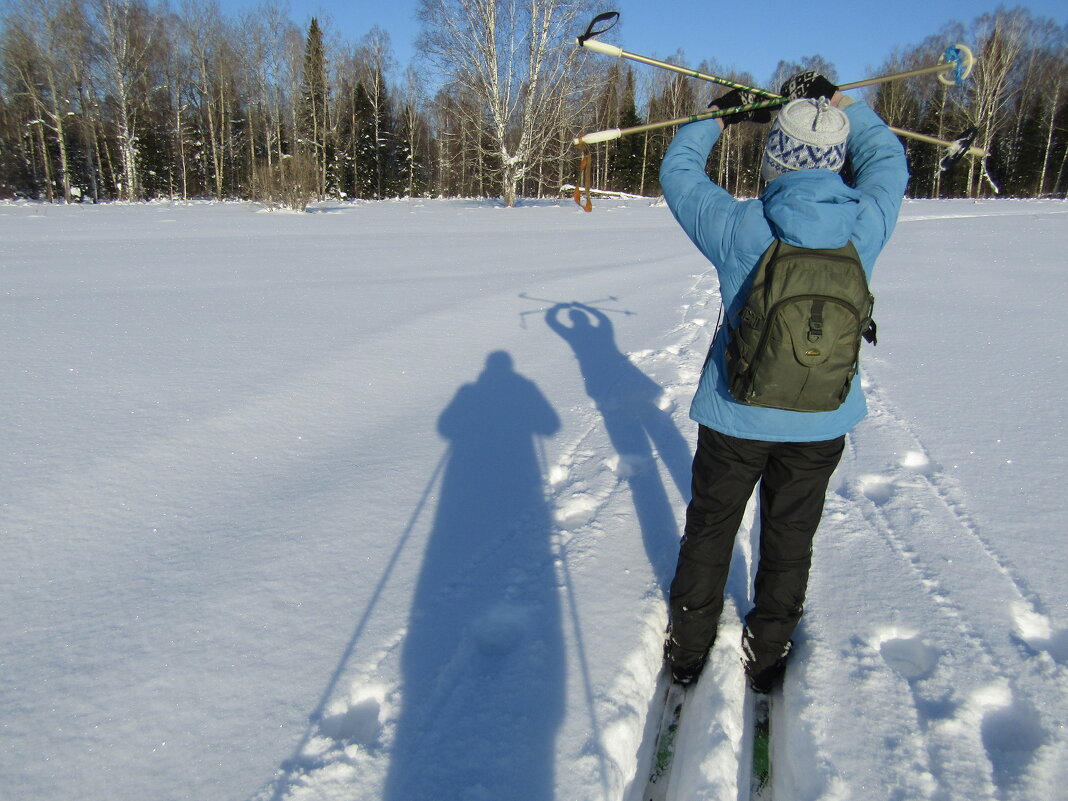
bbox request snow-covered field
[2,196,1066,801]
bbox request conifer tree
[366,66,402,197]
[297,17,330,197]
[350,80,376,198]
[610,68,644,193]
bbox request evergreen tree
[0,0,1063,202]
[367,67,402,197]
[610,68,644,193]
[350,80,376,198]
[297,17,330,197]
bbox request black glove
[779,71,839,100]
[708,88,773,127]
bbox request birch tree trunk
[1036,79,1061,195]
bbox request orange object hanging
[573,141,593,212]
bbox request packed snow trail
[2,199,1066,801]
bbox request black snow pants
[667,425,845,668]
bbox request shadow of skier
[383,350,564,801]
[546,302,692,593]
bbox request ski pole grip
[574,129,623,145]
[579,38,623,58]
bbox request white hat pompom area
[761,98,850,182]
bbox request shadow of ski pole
[266,449,449,801]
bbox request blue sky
[220,0,1065,90]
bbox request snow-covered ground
[2,196,1066,801]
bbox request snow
[2,196,1067,801]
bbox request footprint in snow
[1011,602,1068,665]
[899,449,935,476]
[548,463,570,487]
[553,492,600,528]
[878,634,940,682]
[969,684,1047,793]
[657,395,677,414]
[472,603,531,656]
[605,452,653,478]
[858,474,895,506]
[317,686,387,746]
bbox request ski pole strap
[577,11,619,45]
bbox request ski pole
[577,11,778,97]
[571,108,982,209]
[573,97,788,146]
[575,108,987,160]
[573,44,977,145]
[841,46,976,90]
[571,97,786,209]
[578,12,975,94]
[571,11,980,208]
[572,112,983,208]
[889,126,986,159]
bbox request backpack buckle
[740,306,762,328]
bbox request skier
[659,73,909,691]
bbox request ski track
[544,267,766,801]
[553,269,721,800]
[897,206,1068,224]
[240,205,1067,801]
[540,266,754,801]
[811,367,1066,801]
[541,246,1068,801]
[257,265,724,801]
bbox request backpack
[724,239,876,413]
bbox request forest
[1,0,1064,207]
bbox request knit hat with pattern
[761,98,849,182]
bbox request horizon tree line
[0,0,1064,207]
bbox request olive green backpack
[725,239,876,413]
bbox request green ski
[642,679,688,801]
[751,692,772,800]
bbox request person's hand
[779,71,839,100]
[709,88,773,127]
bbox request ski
[641,677,688,801]
[750,691,772,800]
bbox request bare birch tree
[0,0,96,201]
[959,10,1029,197]
[90,0,158,199]
[242,2,298,179]
[1035,69,1065,196]
[398,65,431,197]
[416,0,598,206]
[1,15,54,198]
[180,0,241,199]
[1016,22,1066,196]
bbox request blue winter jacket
[660,99,909,442]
